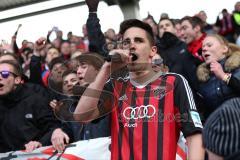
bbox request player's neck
[130,69,157,85]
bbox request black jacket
[0,83,60,152]
[87,13,108,57]
[157,32,199,91]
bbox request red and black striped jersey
[104,72,202,160]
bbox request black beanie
[203,98,240,157]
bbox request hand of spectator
[34,37,46,56]
[49,99,63,112]
[51,128,70,152]
[210,61,225,80]
[0,42,13,53]
[24,141,42,152]
[50,99,58,110]
[85,0,99,12]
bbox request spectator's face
[70,36,80,44]
[198,11,207,22]
[68,58,80,71]
[77,62,98,85]
[222,10,228,17]
[50,63,67,83]
[60,42,71,56]
[122,27,157,72]
[70,43,77,54]
[57,30,63,38]
[67,32,72,40]
[181,20,197,44]
[235,2,240,12]
[175,23,183,40]
[45,48,60,64]
[202,36,228,65]
[105,38,116,51]
[0,63,21,96]
[105,29,116,40]
[62,73,78,95]
[22,40,28,47]
[158,19,176,37]
[52,39,61,49]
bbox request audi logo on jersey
[122,105,156,120]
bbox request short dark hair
[172,19,181,26]
[62,70,77,79]
[119,19,155,46]
[159,18,175,26]
[180,16,205,32]
[0,60,23,76]
[49,57,66,70]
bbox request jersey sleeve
[173,74,203,137]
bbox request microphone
[104,53,138,62]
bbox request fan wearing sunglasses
[0,60,60,153]
[0,61,21,96]
[0,71,18,78]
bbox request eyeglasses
[0,71,18,79]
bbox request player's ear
[150,46,157,57]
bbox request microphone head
[104,53,138,62]
[104,53,122,62]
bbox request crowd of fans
[0,0,240,160]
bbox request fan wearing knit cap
[203,98,240,160]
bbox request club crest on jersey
[118,94,128,101]
[153,86,166,99]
